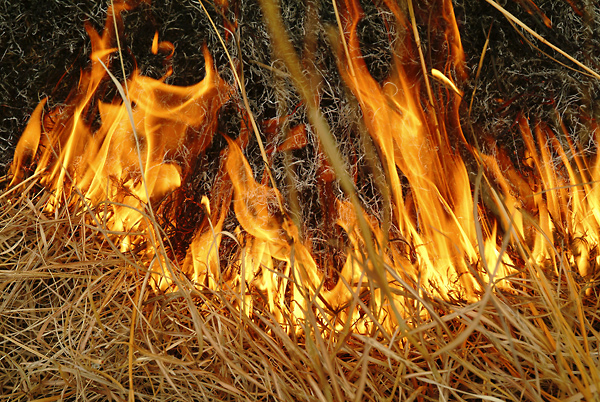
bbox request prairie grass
[1,173,599,401]
[2,0,600,401]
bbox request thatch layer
[2,180,599,401]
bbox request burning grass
[3,0,600,400]
[2,174,600,401]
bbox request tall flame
[9,0,600,334]
[338,0,515,301]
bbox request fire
[9,0,599,335]
[339,0,515,302]
[10,2,227,269]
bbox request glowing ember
[9,0,600,335]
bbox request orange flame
[338,0,515,302]
[10,0,600,333]
[10,2,227,276]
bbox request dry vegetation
[2,176,600,401]
[2,0,600,401]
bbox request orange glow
[10,1,227,286]
[338,0,515,302]
[9,0,600,333]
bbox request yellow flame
[9,0,600,334]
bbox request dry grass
[1,174,599,402]
[3,1,600,401]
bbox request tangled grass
[1,174,600,401]
[3,0,600,401]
